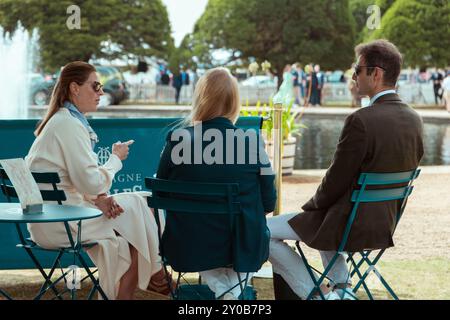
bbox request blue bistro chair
[0,165,108,300]
[296,169,421,300]
[145,177,257,300]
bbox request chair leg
[235,272,250,300]
[44,268,98,300]
[177,272,207,300]
[347,254,373,300]
[161,263,177,299]
[36,269,73,300]
[78,268,97,300]
[76,252,108,300]
[295,242,319,299]
[243,273,250,299]
[349,251,367,278]
[87,285,97,300]
[32,250,64,300]
[352,250,398,300]
[373,268,399,300]
[71,283,76,300]
[296,242,334,300]
[0,288,13,300]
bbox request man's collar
[369,89,397,106]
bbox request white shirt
[369,89,396,106]
[442,76,450,91]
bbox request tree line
[0,0,173,72]
[0,0,448,75]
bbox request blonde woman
[156,67,277,299]
[25,61,172,299]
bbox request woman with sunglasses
[25,61,171,299]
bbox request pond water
[294,116,450,170]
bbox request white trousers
[445,91,450,112]
[200,268,254,299]
[267,213,350,299]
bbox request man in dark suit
[308,68,320,106]
[315,64,325,106]
[268,39,424,300]
[431,69,444,105]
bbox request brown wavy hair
[34,61,96,136]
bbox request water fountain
[0,24,39,119]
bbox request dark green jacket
[156,117,276,272]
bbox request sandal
[146,271,176,296]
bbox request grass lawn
[254,258,450,300]
[1,258,448,300]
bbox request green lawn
[254,258,450,300]
[1,258,448,300]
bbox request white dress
[25,108,162,299]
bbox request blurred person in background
[443,71,450,112]
[307,64,319,106]
[292,63,301,105]
[431,68,444,105]
[277,64,295,106]
[315,65,325,106]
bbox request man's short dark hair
[355,39,403,86]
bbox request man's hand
[94,196,124,219]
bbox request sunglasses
[91,81,104,92]
[354,65,386,76]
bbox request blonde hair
[186,67,240,126]
[35,61,96,136]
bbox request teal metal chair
[0,288,12,300]
[296,169,421,300]
[0,166,108,300]
[145,177,257,300]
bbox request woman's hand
[112,140,134,161]
[94,196,124,219]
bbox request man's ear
[374,67,383,84]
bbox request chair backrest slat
[31,172,61,184]
[40,190,67,202]
[357,169,420,185]
[146,178,240,214]
[1,185,18,198]
[145,178,239,197]
[144,177,243,273]
[148,196,241,214]
[0,167,60,183]
[351,186,413,203]
[0,182,66,202]
[0,166,66,203]
[338,168,420,252]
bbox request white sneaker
[221,292,238,300]
[312,291,340,300]
[334,288,357,300]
